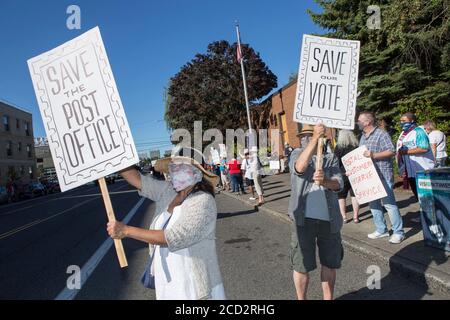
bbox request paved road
[1,183,448,299]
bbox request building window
[6,141,12,156]
[17,142,22,153]
[27,144,32,158]
[8,166,15,178]
[29,166,33,179]
[25,121,30,136]
[16,119,20,129]
[3,115,10,131]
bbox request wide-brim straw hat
[154,152,219,187]
[297,124,315,137]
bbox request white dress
[153,205,226,300]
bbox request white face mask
[301,135,312,148]
[168,163,203,192]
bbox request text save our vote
[308,47,349,112]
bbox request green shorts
[290,218,343,273]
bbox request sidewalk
[221,172,450,294]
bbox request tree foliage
[309,0,450,148]
[165,41,277,134]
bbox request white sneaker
[249,197,256,200]
[368,231,390,239]
[389,233,405,244]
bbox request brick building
[35,137,56,179]
[0,100,36,186]
[251,78,334,158]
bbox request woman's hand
[313,169,325,185]
[107,221,128,239]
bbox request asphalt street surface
[1,180,448,300]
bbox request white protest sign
[219,144,227,158]
[293,35,360,130]
[342,146,387,204]
[211,148,221,165]
[28,27,139,192]
[269,160,280,170]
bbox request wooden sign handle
[98,177,128,268]
[315,137,324,185]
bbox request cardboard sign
[293,35,360,130]
[342,146,387,204]
[219,144,227,158]
[269,160,280,170]
[211,148,221,165]
[28,27,138,191]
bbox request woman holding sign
[107,147,225,300]
[334,130,360,223]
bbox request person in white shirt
[423,120,448,168]
[241,150,256,200]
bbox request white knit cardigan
[138,173,223,299]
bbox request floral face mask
[168,162,203,192]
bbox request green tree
[309,0,450,149]
[165,41,277,134]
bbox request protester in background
[397,113,435,222]
[357,111,405,244]
[282,142,293,173]
[334,130,360,223]
[108,147,225,300]
[6,178,14,202]
[241,150,256,200]
[219,158,230,191]
[250,146,265,205]
[288,124,344,300]
[423,120,448,168]
[227,157,245,194]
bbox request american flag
[236,42,243,63]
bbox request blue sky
[0,0,324,155]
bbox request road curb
[219,190,450,295]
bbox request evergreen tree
[309,0,450,145]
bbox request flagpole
[235,21,255,148]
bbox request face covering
[357,122,365,131]
[168,163,203,192]
[301,135,312,148]
[400,121,415,132]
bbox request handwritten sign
[293,35,360,130]
[269,160,280,170]
[342,146,387,204]
[28,27,138,192]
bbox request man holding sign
[288,124,344,300]
[356,112,405,244]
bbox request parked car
[24,182,47,198]
[0,186,11,204]
[94,173,117,186]
[43,180,60,193]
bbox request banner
[28,27,139,192]
[342,146,387,204]
[293,35,360,130]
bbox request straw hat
[154,148,219,187]
[297,124,315,137]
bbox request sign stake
[98,177,128,268]
[315,137,324,185]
